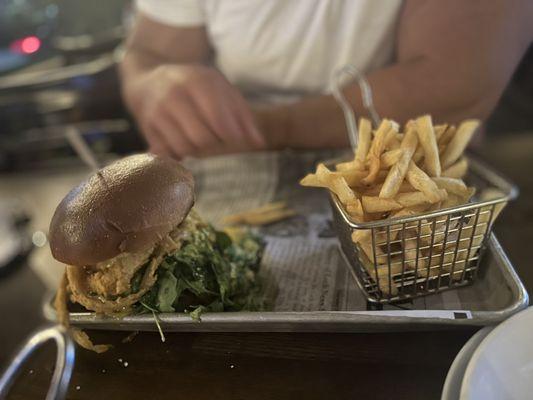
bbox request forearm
[256,59,505,150]
[257,0,533,150]
[119,15,210,113]
[119,49,160,110]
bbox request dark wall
[486,45,533,135]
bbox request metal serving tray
[44,234,528,332]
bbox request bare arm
[120,16,210,104]
[120,15,264,158]
[256,0,533,149]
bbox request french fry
[329,176,357,204]
[395,189,447,208]
[441,120,479,168]
[442,158,468,179]
[374,169,391,184]
[455,208,499,255]
[412,146,425,164]
[357,236,387,264]
[453,189,506,255]
[416,115,441,177]
[362,196,402,213]
[438,126,458,157]
[222,202,296,226]
[302,164,368,188]
[441,193,463,209]
[337,169,368,187]
[380,148,404,169]
[361,184,383,197]
[327,163,368,186]
[351,229,371,243]
[401,229,428,272]
[406,161,442,203]
[362,181,414,197]
[346,198,364,218]
[315,163,331,179]
[432,177,469,197]
[300,173,323,187]
[463,187,476,202]
[354,118,372,166]
[229,209,296,226]
[363,119,396,184]
[335,160,356,171]
[386,135,402,150]
[425,193,503,279]
[300,163,331,187]
[241,201,287,214]
[356,170,390,188]
[438,125,457,146]
[417,219,435,245]
[374,265,400,295]
[417,251,454,278]
[434,124,449,140]
[303,164,360,203]
[357,242,402,295]
[379,127,418,198]
[389,204,430,220]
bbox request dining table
[0,132,532,400]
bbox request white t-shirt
[136,0,403,104]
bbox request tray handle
[332,65,381,152]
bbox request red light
[21,36,41,54]
[10,36,41,55]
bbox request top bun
[49,153,194,266]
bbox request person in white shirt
[120,0,533,158]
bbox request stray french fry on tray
[300,114,481,296]
[222,201,296,226]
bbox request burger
[50,154,265,352]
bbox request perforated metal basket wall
[329,156,518,304]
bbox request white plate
[441,327,493,400]
[461,306,533,400]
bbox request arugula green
[134,222,265,319]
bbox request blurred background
[0,0,141,173]
[0,0,532,363]
[0,0,531,174]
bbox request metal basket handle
[332,65,381,152]
[0,325,75,400]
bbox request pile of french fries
[300,115,497,296]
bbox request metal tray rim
[43,235,528,332]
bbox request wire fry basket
[328,64,518,303]
[329,156,518,304]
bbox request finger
[210,75,265,148]
[152,115,197,158]
[139,122,174,158]
[187,82,249,149]
[147,122,181,159]
[148,140,173,158]
[227,89,267,149]
[196,145,233,158]
[164,94,222,151]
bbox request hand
[252,105,290,150]
[125,64,266,158]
